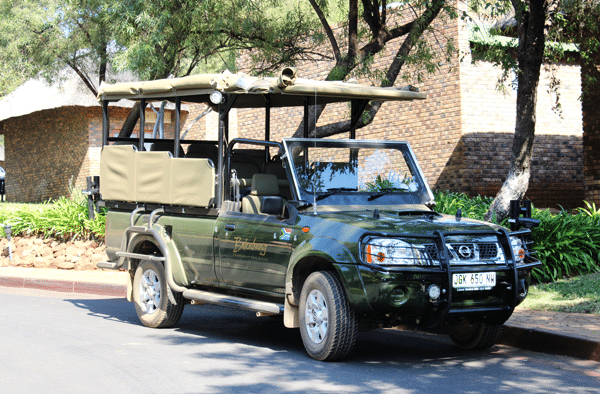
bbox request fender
[124,224,189,300]
[282,235,372,328]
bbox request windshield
[284,139,433,206]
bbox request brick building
[582,51,600,206]
[0,72,186,202]
[1,5,595,208]
[185,8,587,210]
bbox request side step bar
[183,289,283,315]
[97,252,165,269]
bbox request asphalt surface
[1,266,599,362]
[2,286,599,394]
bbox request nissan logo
[458,245,473,259]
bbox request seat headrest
[251,173,279,196]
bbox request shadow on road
[66,296,138,325]
[66,297,600,394]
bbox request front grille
[424,242,504,265]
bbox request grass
[519,273,600,315]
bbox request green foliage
[364,175,396,191]
[0,196,106,242]
[108,0,323,79]
[433,191,496,222]
[530,202,600,283]
[520,273,600,315]
[0,0,113,96]
[433,192,600,283]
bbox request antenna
[312,89,318,216]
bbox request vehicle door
[215,209,295,298]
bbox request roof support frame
[265,95,271,162]
[173,97,181,158]
[350,99,369,140]
[303,97,309,138]
[216,94,238,208]
[102,100,109,147]
[139,98,147,151]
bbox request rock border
[0,236,106,271]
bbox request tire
[299,271,358,361]
[448,319,504,350]
[132,260,184,328]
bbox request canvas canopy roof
[98,68,427,108]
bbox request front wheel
[447,319,503,350]
[299,271,358,361]
[132,260,184,328]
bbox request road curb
[0,275,126,297]
[500,325,600,362]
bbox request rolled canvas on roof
[98,70,426,104]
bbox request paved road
[1,287,599,394]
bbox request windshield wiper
[315,187,357,201]
[367,188,398,201]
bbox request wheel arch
[283,236,365,328]
[123,229,188,301]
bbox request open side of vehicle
[94,69,540,360]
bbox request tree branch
[296,0,447,138]
[308,0,341,62]
[65,60,97,96]
[349,0,359,61]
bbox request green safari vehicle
[95,69,540,360]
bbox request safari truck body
[95,69,540,360]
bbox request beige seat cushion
[242,174,281,214]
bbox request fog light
[428,285,441,301]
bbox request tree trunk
[485,0,551,222]
[117,102,141,138]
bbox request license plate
[452,272,496,291]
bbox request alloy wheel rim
[139,269,161,314]
[305,289,328,344]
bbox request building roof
[0,69,136,122]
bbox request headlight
[364,238,428,266]
[510,236,526,263]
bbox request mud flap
[284,296,299,328]
[126,270,134,302]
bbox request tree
[108,1,460,137]
[1,0,461,144]
[0,0,111,97]
[473,0,600,221]
[477,0,556,221]
[293,0,458,138]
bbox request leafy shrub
[0,194,106,241]
[433,191,494,222]
[530,202,600,282]
[433,191,600,283]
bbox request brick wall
[582,60,600,205]
[441,133,584,209]
[0,120,5,169]
[455,13,584,209]
[230,11,464,191]
[2,104,188,203]
[209,8,584,209]
[4,106,89,202]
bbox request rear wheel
[299,271,357,361]
[448,319,503,350]
[132,260,184,328]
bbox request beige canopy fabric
[97,68,427,107]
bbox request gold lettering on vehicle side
[233,237,268,256]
